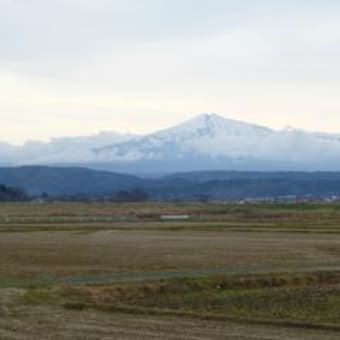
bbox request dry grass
[2,202,340,233]
[2,202,340,339]
[1,230,340,281]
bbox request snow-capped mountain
[96,113,273,161]
[93,113,340,171]
[2,113,340,172]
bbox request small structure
[160,215,190,221]
[31,197,47,204]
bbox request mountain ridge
[1,166,340,200]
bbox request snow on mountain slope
[2,113,340,171]
[96,114,274,161]
[94,113,340,170]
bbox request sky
[1,0,340,144]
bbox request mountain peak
[192,113,232,129]
[188,113,233,124]
[166,113,271,138]
[198,112,226,121]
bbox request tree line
[0,185,150,202]
[0,185,28,202]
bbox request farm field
[1,202,340,339]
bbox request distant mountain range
[2,166,340,200]
[2,113,340,172]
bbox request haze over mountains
[2,113,340,173]
[2,166,340,200]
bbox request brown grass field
[1,202,340,339]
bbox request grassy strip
[0,277,55,289]
[3,262,340,289]
[20,271,340,328]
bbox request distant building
[160,215,190,221]
[31,197,47,204]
